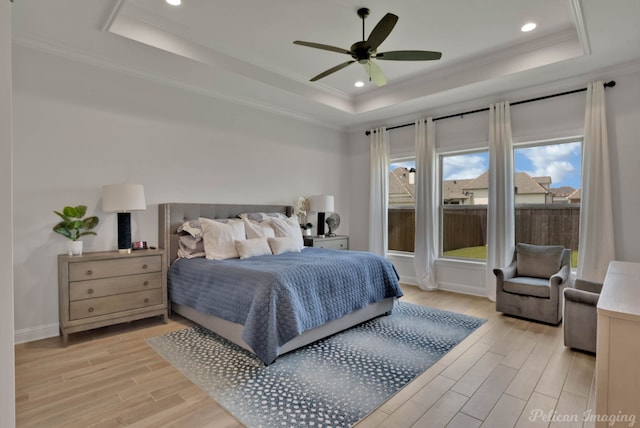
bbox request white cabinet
[595,261,640,427]
[303,235,349,250]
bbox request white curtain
[369,127,389,256]
[577,81,615,282]
[486,102,515,301]
[414,118,438,290]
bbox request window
[440,150,489,260]
[388,158,416,253]
[514,138,582,268]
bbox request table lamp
[102,184,146,253]
[310,195,334,237]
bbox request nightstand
[303,235,349,250]
[58,249,168,345]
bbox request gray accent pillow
[516,243,564,279]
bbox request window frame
[438,148,490,262]
[387,156,417,255]
[512,136,583,269]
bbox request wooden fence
[388,204,580,253]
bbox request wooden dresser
[58,249,168,344]
[596,261,640,427]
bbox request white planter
[67,240,83,256]
[303,229,312,236]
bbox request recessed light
[354,81,365,88]
[521,22,537,32]
[166,0,182,6]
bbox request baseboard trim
[400,276,487,296]
[14,323,59,344]
[438,281,487,297]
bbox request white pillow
[270,217,304,251]
[235,238,272,259]
[199,218,239,260]
[243,218,276,239]
[268,236,302,255]
[208,218,246,241]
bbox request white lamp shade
[102,184,146,212]
[310,195,334,212]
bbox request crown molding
[569,0,591,55]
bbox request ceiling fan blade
[363,61,387,87]
[366,13,398,50]
[293,41,352,55]
[376,50,442,61]
[310,60,356,81]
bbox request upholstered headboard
[158,203,293,268]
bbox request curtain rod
[365,80,616,136]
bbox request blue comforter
[168,247,402,364]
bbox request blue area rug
[146,301,485,427]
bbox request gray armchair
[493,243,571,325]
[563,279,602,353]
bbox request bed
[158,203,403,364]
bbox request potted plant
[53,205,99,256]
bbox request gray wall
[1,3,15,427]
[11,44,349,342]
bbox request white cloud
[518,142,580,185]
[443,154,487,180]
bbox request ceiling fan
[293,8,442,87]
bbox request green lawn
[443,246,487,259]
[443,246,578,268]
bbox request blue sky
[392,140,582,189]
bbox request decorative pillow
[516,243,564,279]
[199,218,239,260]
[243,218,276,239]
[270,217,304,251]
[235,238,272,259]
[216,218,246,241]
[177,235,205,259]
[268,236,302,255]
[177,219,202,239]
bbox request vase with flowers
[294,196,312,235]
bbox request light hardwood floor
[15,285,596,428]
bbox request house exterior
[389,167,416,207]
[460,171,553,205]
[550,186,578,203]
[391,168,564,207]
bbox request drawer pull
[88,288,94,294]
[144,298,150,304]
[142,264,148,270]
[88,307,94,313]
[86,270,93,276]
[143,281,149,286]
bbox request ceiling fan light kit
[293,7,442,87]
